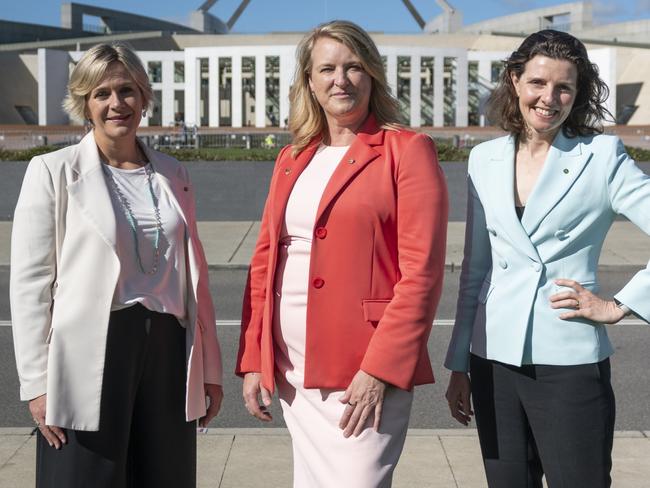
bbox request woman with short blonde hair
[11,42,222,488]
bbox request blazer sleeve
[236,145,289,375]
[607,138,650,322]
[10,156,57,401]
[181,164,223,385]
[444,156,493,372]
[359,134,449,388]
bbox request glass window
[174,61,184,83]
[148,61,162,83]
[420,57,434,127]
[265,56,280,127]
[397,56,411,125]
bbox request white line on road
[1,319,647,327]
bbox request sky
[0,0,647,33]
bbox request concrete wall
[38,49,71,125]
[0,20,90,44]
[462,1,591,33]
[0,53,38,124]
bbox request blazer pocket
[477,279,494,304]
[362,299,391,323]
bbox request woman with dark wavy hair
[445,30,650,487]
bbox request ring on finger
[575,299,580,309]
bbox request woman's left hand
[550,279,626,324]
[199,383,223,428]
[338,370,386,438]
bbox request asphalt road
[1,266,648,430]
[0,161,468,222]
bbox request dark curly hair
[487,30,612,137]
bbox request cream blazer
[10,131,222,431]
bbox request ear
[510,71,521,97]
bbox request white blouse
[102,163,187,320]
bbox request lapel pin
[563,168,569,174]
[347,159,355,164]
[284,168,292,175]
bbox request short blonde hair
[63,42,153,123]
[289,20,401,156]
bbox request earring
[142,109,147,118]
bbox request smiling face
[511,55,578,143]
[85,61,144,143]
[308,37,372,131]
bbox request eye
[94,90,109,98]
[320,66,334,73]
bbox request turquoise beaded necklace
[102,161,163,274]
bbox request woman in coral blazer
[237,21,448,487]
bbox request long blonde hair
[289,20,401,156]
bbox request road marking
[1,319,647,327]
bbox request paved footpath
[1,221,648,268]
[1,428,649,487]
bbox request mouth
[331,92,353,99]
[106,113,133,122]
[533,107,558,118]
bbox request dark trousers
[470,354,615,488]
[36,304,196,488]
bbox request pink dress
[273,144,414,488]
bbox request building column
[255,54,266,128]
[184,51,199,127]
[209,56,219,127]
[279,53,294,128]
[456,53,469,127]
[38,48,71,125]
[410,54,421,128]
[232,56,243,128]
[161,59,175,126]
[433,56,444,127]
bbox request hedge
[2,142,649,163]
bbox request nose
[541,85,557,105]
[109,90,124,108]
[333,67,349,88]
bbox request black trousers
[36,304,196,488]
[470,354,615,488]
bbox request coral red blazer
[236,115,448,392]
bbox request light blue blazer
[445,131,650,372]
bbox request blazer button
[312,277,325,289]
[498,259,508,269]
[315,227,327,239]
[554,229,568,240]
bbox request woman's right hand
[445,372,474,426]
[29,394,67,449]
[242,372,273,422]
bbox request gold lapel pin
[563,168,569,174]
[347,159,355,164]
[284,168,292,175]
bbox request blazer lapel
[314,116,383,223]
[485,135,540,262]
[521,131,592,235]
[66,131,118,254]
